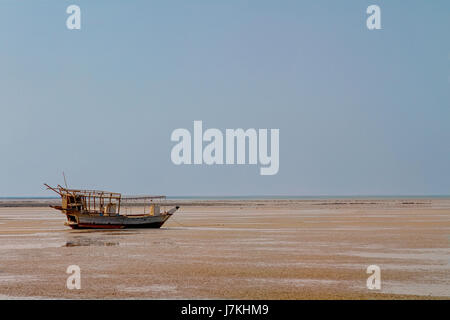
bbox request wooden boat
[44,184,179,229]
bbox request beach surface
[0,198,449,299]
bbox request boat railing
[44,183,168,216]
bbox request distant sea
[168,195,450,200]
[1,195,450,200]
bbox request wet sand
[0,199,449,299]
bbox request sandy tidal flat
[0,198,449,299]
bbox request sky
[0,0,449,197]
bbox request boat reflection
[63,237,119,247]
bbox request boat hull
[65,213,172,229]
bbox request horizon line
[1,194,450,199]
